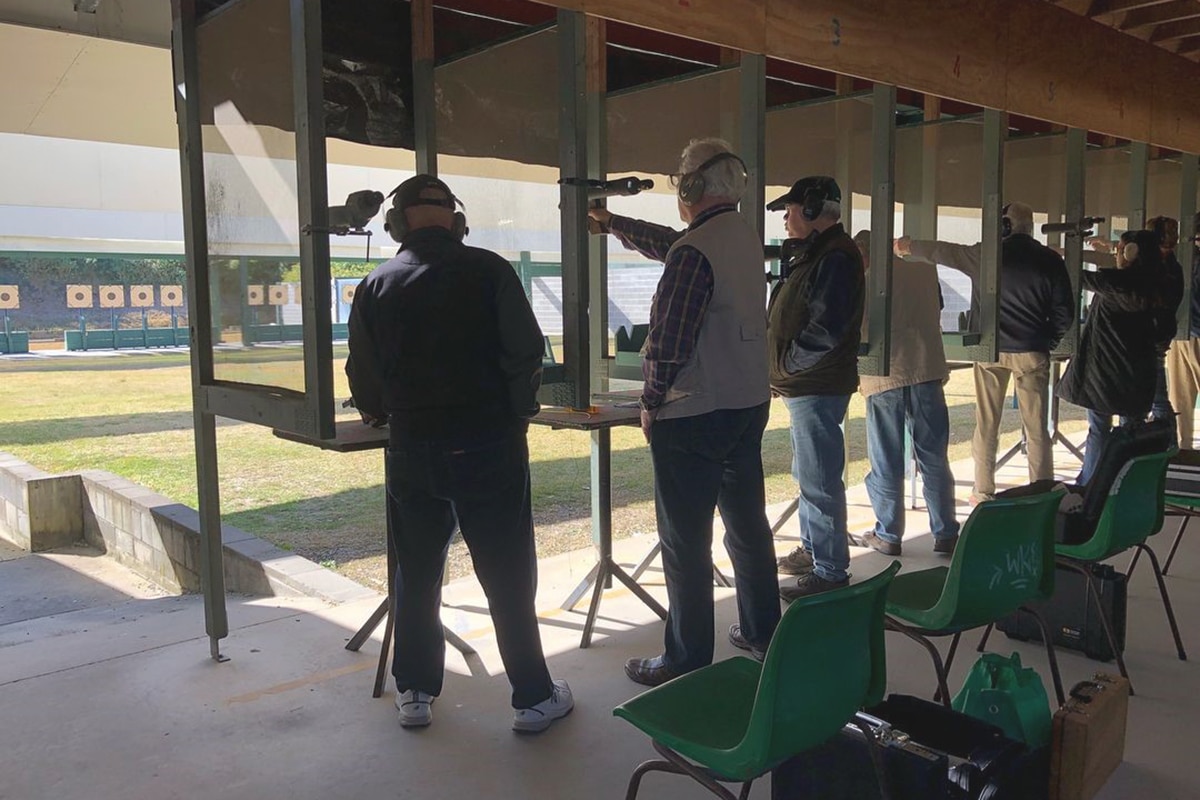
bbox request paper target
[0,285,18,310]
[160,285,184,307]
[340,283,356,304]
[267,285,288,305]
[130,285,154,308]
[247,285,265,306]
[67,285,94,308]
[99,285,125,309]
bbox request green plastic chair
[1055,449,1186,693]
[885,489,1066,708]
[612,562,900,800]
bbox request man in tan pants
[1167,212,1200,449]
[896,202,1074,501]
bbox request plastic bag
[952,651,1052,748]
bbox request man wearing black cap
[346,174,573,734]
[766,176,865,601]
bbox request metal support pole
[1055,128,1086,359]
[412,0,437,176]
[557,9,590,409]
[239,256,252,346]
[1178,154,1198,340]
[738,53,766,238]
[1129,141,1149,232]
[172,0,226,659]
[977,110,1005,364]
[863,83,896,378]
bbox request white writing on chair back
[989,542,1040,591]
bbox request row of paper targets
[244,284,359,305]
[246,284,298,306]
[66,285,185,308]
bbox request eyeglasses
[667,173,684,189]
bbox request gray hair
[678,138,747,202]
[819,201,842,222]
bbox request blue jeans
[650,402,781,671]
[1151,352,1176,423]
[386,424,553,709]
[865,381,960,545]
[1078,409,1140,486]
[782,394,852,583]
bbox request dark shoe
[780,572,850,603]
[727,624,766,662]
[934,536,958,556]
[853,531,902,556]
[624,656,685,687]
[777,546,814,575]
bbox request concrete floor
[1,441,1198,800]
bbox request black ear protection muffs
[799,179,835,222]
[1001,203,1013,239]
[676,152,748,206]
[384,191,468,244]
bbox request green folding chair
[612,562,900,800]
[885,489,1067,708]
[1055,449,1186,694]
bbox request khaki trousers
[1167,339,1200,449]
[972,352,1053,496]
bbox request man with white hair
[765,177,865,601]
[588,138,780,686]
[895,201,1074,503]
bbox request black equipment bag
[771,694,1046,799]
[996,563,1127,662]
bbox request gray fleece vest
[656,210,771,421]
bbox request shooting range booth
[167,0,1200,662]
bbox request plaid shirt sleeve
[641,245,714,409]
[608,215,684,263]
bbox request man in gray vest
[767,177,866,601]
[588,138,780,686]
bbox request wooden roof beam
[1088,0,1182,15]
[1176,33,1200,52]
[1120,0,1200,29]
[1150,16,1200,40]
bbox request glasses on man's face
[668,173,683,190]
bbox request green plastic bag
[952,652,1052,748]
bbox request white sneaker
[512,679,574,733]
[395,689,434,728]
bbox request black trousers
[386,424,553,709]
[649,402,782,671]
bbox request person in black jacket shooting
[895,201,1074,503]
[346,174,573,734]
[1059,229,1165,484]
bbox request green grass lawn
[0,351,1087,589]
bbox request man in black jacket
[346,174,572,734]
[895,201,1074,503]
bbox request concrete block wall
[0,453,375,604]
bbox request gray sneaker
[395,689,434,728]
[512,679,574,734]
[777,546,814,575]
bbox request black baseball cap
[767,176,841,212]
[387,174,463,211]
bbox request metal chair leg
[943,631,964,678]
[1126,546,1143,581]
[650,742,742,800]
[888,619,952,707]
[1163,516,1190,576]
[624,759,685,800]
[1137,543,1188,661]
[1059,559,1133,694]
[1021,605,1065,706]
[977,623,995,653]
